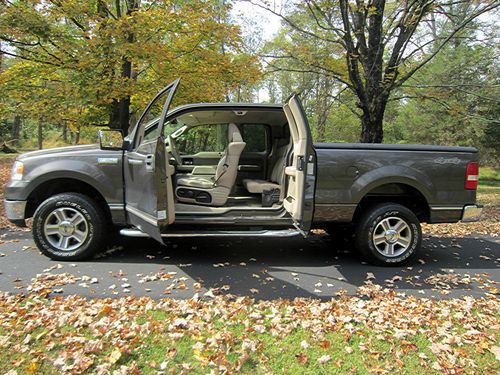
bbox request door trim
[125,205,158,226]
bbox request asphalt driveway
[0,228,498,300]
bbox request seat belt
[213,152,229,187]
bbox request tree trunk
[11,116,21,145]
[75,124,81,145]
[359,98,386,143]
[119,59,132,134]
[62,122,68,143]
[37,120,43,149]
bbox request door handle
[128,159,143,165]
[145,154,154,171]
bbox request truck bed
[313,142,478,224]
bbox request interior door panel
[124,78,179,242]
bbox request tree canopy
[255,0,498,143]
[0,0,498,164]
[0,0,260,137]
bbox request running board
[119,228,302,238]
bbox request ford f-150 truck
[4,79,483,265]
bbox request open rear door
[124,79,180,242]
[283,94,317,232]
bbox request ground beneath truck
[0,228,498,300]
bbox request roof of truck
[169,102,283,114]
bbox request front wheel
[32,193,107,260]
[355,203,421,266]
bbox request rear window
[241,124,268,152]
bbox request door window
[134,83,178,147]
[175,124,228,155]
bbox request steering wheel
[167,135,182,165]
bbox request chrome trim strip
[128,159,144,165]
[120,228,302,238]
[4,200,27,220]
[97,157,119,165]
[108,203,124,210]
[430,206,463,211]
[125,205,157,226]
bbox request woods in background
[0,0,498,165]
[259,0,499,163]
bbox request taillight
[465,162,479,190]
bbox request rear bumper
[461,204,483,222]
[4,199,27,225]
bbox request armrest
[191,166,217,175]
[285,166,297,177]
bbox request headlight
[11,161,24,181]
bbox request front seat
[175,123,246,206]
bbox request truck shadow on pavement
[0,230,498,300]
[98,232,499,300]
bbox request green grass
[0,308,498,374]
[0,152,18,159]
[479,166,500,181]
[477,180,500,206]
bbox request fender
[351,165,434,204]
[22,159,122,203]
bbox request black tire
[354,203,421,266]
[32,193,107,261]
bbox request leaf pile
[0,286,498,374]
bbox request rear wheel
[32,193,107,260]
[355,203,421,266]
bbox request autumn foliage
[0,0,261,135]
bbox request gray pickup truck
[4,79,482,265]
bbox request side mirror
[98,129,124,150]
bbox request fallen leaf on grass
[295,353,308,364]
[318,355,331,364]
[489,346,500,361]
[108,348,122,364]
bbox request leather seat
[176,175,215,189]
[243,143,289,195]
[176,124,246,206]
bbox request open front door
[124,79,180,242]
[283,94,317,232]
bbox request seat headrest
[228,123,243,142]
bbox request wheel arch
[352,182,431,224]
[25,177,111,223]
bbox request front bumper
[4,199,27,224]
[461,204,483,222]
